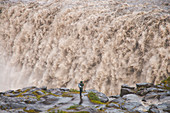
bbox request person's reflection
[79,97,83,105]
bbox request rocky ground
[0,78,170,113]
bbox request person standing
[78,81,84,98]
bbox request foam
[0,0,169,95]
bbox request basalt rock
[121,84,135,90]
[120,88,134,97]
[136,83,154,89]
[0,81,169,113]
[86,89,109,103]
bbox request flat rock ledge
[0,82,169,113]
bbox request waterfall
[0,0,169,95]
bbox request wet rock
[160,96,170,103]
[147,87,165,93]
[22,92,36,96]
[167,91,170,96]
[121,102,142,112]
[86,89,109,103]
[107,103,119,108]
[97,92,109,103]
[42,95,59,105]
[122,94,141,103]
[136,83,154,89]
[136,88,150,96]
[40,86,47,90]
[121,84,135,90]
[7,93,19,97]
[120,88,134,97]
[35,90,44,95]
[156,85,164,89]
[43,95,59,101]
[60,87,69,92]
[24,98,37,104]
[133,106,148,113]
[14,109,26,113]
[148,104,160,113]
[25,106,42,112]
[38,97,46,104]
[21,86,37,92]
[29,88,40,92]
[5,90,14,94]
[157,103,169,112]
[109,95,120,99]
[86,89,99,94]
[0,92,5,95]
[143,92,158,100]
[110,97,125,105]
[0,83,169,113]
[0,103,10,110]
[11,97,26,103]
[105,108,126,113]
[10,103,26,109]
[50,89,62,95]
[163,107,170,112]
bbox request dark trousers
[80,89,83,97]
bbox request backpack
[78,83,82,88]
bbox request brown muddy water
[0,0,169,95]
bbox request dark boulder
[136,83,154,89]
[40,86,47,90]
[120,88,134,97]
[5,90,14,94]
[109,95,120,99]
[60,87,69,92]
[0,92,5,95]
[121,84,135,90]
[136,88,150,96]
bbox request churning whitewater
[0,0,169,95]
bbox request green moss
[47,106,59,112]
[67,104,81,110]
[23,107,39,113]
[56,110,68,113]
[69,89,79,92]
[105,102,120,109]
[16,89,31,97]
[90,100,104,104]
[74,111,90,113]
[98,107,106,112]
[87,92,105,104]
[49,93,60,97]
[62,92,73,97]
[161,76,170,90]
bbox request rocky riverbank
[0,78,170,113]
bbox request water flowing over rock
[0,0,169,95]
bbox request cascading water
[0,0,169,95]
